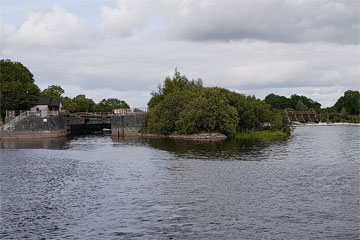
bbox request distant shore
[293,122,360,126]
[141,133,227,141]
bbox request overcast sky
[1,0,359,107]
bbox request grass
[235,130,288,141]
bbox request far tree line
[40,85,129,113]
[264,90,360,123]
[0,59,129,119]
[0,59,359,124]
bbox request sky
[0,0,359,108]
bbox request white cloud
[229,61,308,87]
[2,5,90,49]
[1,1,358,108]
[100,0,158,37]
[165,0,359,44]
[3,39,357,107]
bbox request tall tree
[96,98,129,112]
[62,95,96,113]
[334,90,360,115]
[264,94,292,109]
[291,94,321,110]
[41,85,65,98]
[296,100,308,111]
[0,59,40,118]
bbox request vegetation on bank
[40,85,129,113]
[0,59,129,119]
[1,58,358,131]
[317,90,360,123]
[265,90,360,123]
[235,130,288,141]
[0,59,40,118]
[143,71,291,137]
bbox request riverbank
[0,130,67,139]
[235,130,288,141]
[293,122,360,126]
[141,131,289,141]
[141,133,227,141]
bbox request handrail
[113,108,148,115]
[2,110,61,131]
[71,112,113,116]
[1,111,28,131]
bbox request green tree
[62,95,96,113]
[145,71,203,135]
[291,94,321,110]
[334,90,360,115]
[96,98,129,112]
[40,85,65,98]
[0,59,40,118]
[264,94,292,109]
[270,110,291,134]
[340,107,347,120]
[176,89,238,136]
[220,90,272,131]
[144,70,288,136]
[296,100,308,111]
[61,97,73,112]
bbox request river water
[0,126,359,239]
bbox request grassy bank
[235,130,288,141]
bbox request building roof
[36,97,62,107]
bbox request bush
[144,70,291,137]
[175,90,238,136]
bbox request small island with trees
[0,59,359,140]
[142,70,291,140]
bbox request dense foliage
[40,85,65,98]
[96,98,129,112]
[333,90,359,115]
[317,90,360,123]
[62,95,96,113]
[40,85,130,113]
[144,71,291,136]
[265,93,321,111]
[0,59,40,118]
[1,59,357,126]
[265,90,360,123]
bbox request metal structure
[286,111,318,123]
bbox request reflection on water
[0,137,67,149]
[141,137,289,161]
[0,126,359,239]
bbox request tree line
[0,59,129,119]
[264,90,360,123]
[1,59,358,127]
[40,85,129,113]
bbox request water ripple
[0,126,359,239]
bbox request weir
[286,111,318,123]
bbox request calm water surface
[0,126,359,239]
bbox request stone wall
[111,114,146,137]
[0,116,67,139]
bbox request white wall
[31,105,48,111]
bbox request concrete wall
[111,114,146,137]
[0,116,67,139]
